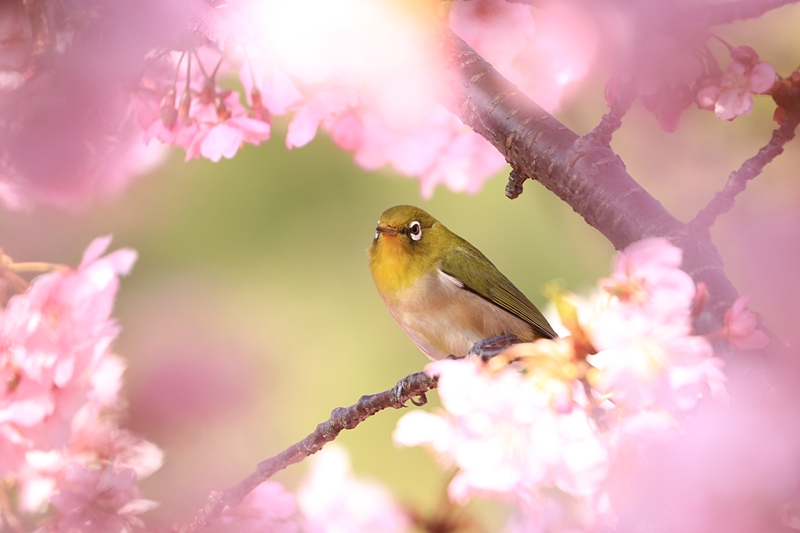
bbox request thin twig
[690,110,800,232]
[583,81,636,147]
[182,371,438,533]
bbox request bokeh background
[0,6,799,529]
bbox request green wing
[440,244,557,339]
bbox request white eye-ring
[408,221,422,241]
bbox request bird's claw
[468,334,520,362]
[394,380,429,407]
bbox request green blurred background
[0,6,799,529]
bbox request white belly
[382,269,533,360]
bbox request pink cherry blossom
[329,105,506,198]
[394,357,610,506]
[0,236,162,527]
[297,444,410,533]
[0,237,136,469]
[49,463,157,533]
[138,50,270,163]
[699,47,776,121]
[588,238,725,411]
[718,296,770,350]
[223,481,299,533]
[598,237,695,327]
[286,86,359,149]
[449,0,597,113]
[240,61,303,116]
[608,23,705,133]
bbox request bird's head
[368,205,448,292]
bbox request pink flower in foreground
[449,0,597,113]
[240,61,303,116]
[0,237,136,471]
[286,85,359,149]
[629,36,702,133]
[394,357,609,505]
[0,236,162,525]
[589,238,725,410]
[697,46,776,121]
[598,237,695,327]
[49,463,156,533]
[297,444,410,533]
[330,106,506,198]
[718,296,770,350]
[223,481,299,533]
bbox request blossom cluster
[0,235,774,532]
[0,0,605,209]
[0,237,162,532]
[0,0,785,208]
[392,238,768,530]
[621,36,777,132]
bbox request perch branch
[436,30,739,333]
[690,110,800,232]
[181,371,438,533]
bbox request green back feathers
[371,205,557,340]
[439,243,556,340]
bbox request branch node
[584,81,635,147]
[505,167,527,199]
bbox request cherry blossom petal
[722,296,770,350]
[749,62,776,94]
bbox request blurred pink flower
[188,0,256,47]
[297,444,410,533]
[240,60,303,117]
[589,238,725,410]
[449,0,597,113]
[50,463,157,533]
[0,235,161,523]
[641,82,694,133]
[0,237,136,468]
[395,357,609,505]
[223,481,299,533]
[0,0,185,209]
[287,85,359,149]
[719,296,770,350]
[331,106,505,198]
[598,237,695,325]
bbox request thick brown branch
[436,30,740,333]
[691,0,800,26]
[182,371,438,533]
[690,111,800,231]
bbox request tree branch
[584,81,636,148]
[436,30,740,333]
[690,110,800,231]
[181,371,438,533]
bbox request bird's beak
[375,225,398,237]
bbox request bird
[368,205,556,360]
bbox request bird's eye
[408,221,422,241]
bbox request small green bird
[368,205,556,360]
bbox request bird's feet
[467,334,520,362]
